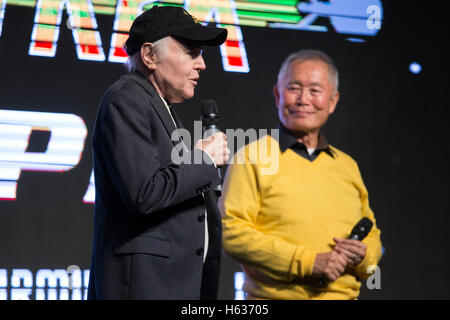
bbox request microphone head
[349,217,373,241]
[201,100,219,117]
[200,100,219,127]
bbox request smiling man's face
[274,59,339,135]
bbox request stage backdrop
[1,0,449,299]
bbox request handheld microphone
[318,218,374,287]
[200,100,223,197]
[348,217,373,241]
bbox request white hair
[277,49,339,92]
[124,37,170,72]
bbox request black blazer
[88,71,222,300]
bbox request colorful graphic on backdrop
[0,0,383,73]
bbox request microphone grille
[359,217,374,232]
[201,100,219,118]
[350,218,373,240]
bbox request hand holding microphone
[195,132,229,166]
[312,251,349,282]
[333,217,373,266]
[313,218,373,283]
[333,238,367,267]
[194,100,229,196]
[194,99,229,167]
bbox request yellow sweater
[219,135,382,300]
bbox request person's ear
[140,43,158,71]
[273,84,280,109]
[328,90,339,114]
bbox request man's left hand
[333,238,367,266]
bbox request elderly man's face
[153,37,206,103]
[274,59,339,134]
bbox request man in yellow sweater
[219,50,382,300]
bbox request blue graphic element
[409,62,422,74]
[346,38,367,43]
[234,272,245,300]
[272,0,383,41]
[298,0,383,36]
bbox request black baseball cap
[124,6,228,55]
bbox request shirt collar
[277,123,335,158]
[158,93,171,110]
[158,95,179,129]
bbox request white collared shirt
[159,95,209,263]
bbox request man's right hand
[195,132,230,166]
[312,251,348,282]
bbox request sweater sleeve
[219,151,317,282]
[349,161,383,280]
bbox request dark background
[0,2,449,299]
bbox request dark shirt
[277,124,335,162]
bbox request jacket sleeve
[97,90,220,215]
[219,152,317,282]
[349,162,383,280]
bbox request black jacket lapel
[127,72,179,147]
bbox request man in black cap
[88,6,229,300]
